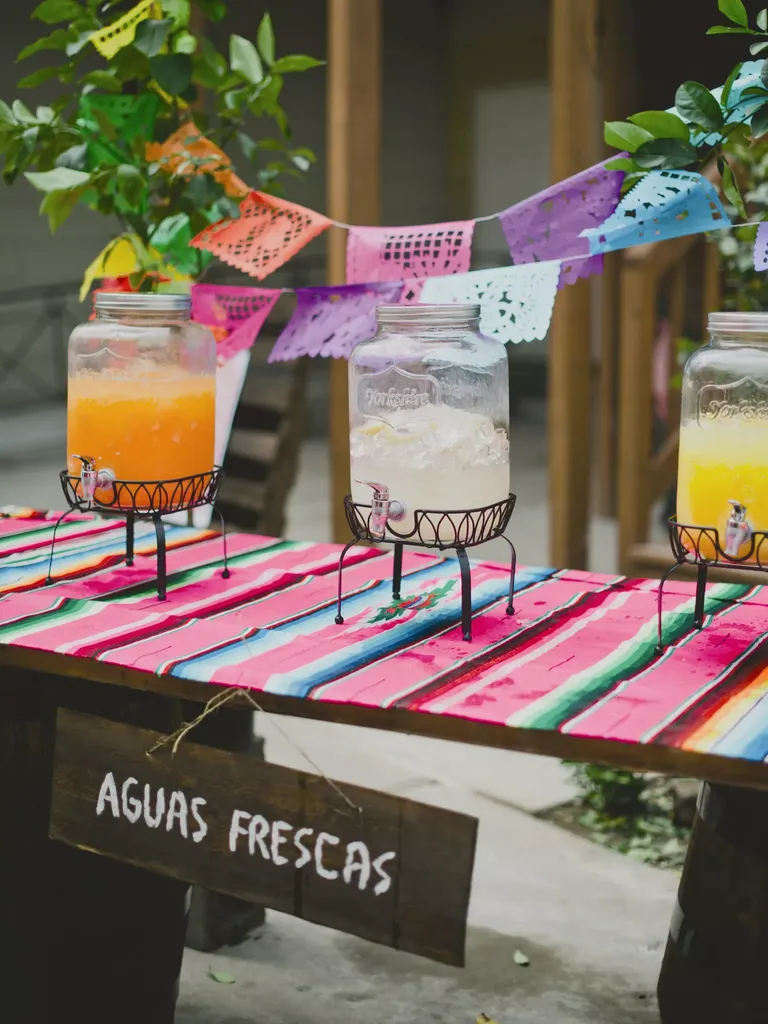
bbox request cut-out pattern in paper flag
[191,191,332,281]
[90,0,156,59]
[498,159,624,288]
[754,222,768,272]
[267,282,403,363]
[582,169,729,256]
[419,262,561,345]
[191,283,281,361]
[146,122,249,198]
[80,94,160,142]
[346,221,474,284]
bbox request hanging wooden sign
[49,708,477,966]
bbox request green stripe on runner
[0,597,106,642]
[510,583,749,731]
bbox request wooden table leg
[0,676,188,1024]
[657,782,768,1024]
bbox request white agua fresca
[348,303,511,544]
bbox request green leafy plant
[0,0,323,290]
[605,0,768,213]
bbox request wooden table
[3,507,768,1023]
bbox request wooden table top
[2,506,768,789]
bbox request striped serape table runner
[2,507,768,780]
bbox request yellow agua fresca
[676,418,768,562]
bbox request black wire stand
[47,466,230,601]
[336,493,517,642]
[656,517,768,654]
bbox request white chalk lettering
[372,851,396,895]
[315,832,340,880]
[166,790,188,839]
[271,820,291,866]
[294,827,314,869]
[121,777,141,824]
[190,797,208,843]
[143,784,165,828]
[343,841,372,891]
[96,772,120,818]
[248,814,270,860]
[229,809,251,852]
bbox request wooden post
[548,0,601,569]
[327,0,382,542]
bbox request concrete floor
[1,400,675,1023]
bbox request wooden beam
[326,0,382,543]
[548,0,601,569]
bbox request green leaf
[759,8,768,31]
[12,100,35,124]
[18,66,63,88]
[719,155,747,219]
[751,41,768,55]
[707,25,756,33]
[604,157,635,172]
[17,28,74,60]
[149,53,193,94]
[675,82,724,132]
[752,101,768,137]
[722,62,744,108]
[161,0,190,28]
[35,105,55,123]
[628,110,690,141]
[40,184,85,232]
[195,0,226,20]
[718,0,748,27]
[208,969,236,985]
[257,13,275,65]
[116,163,145,208]
[0,101,14,126]
[92,108,118,140]
[271,54,324,73]
[633,138,697,170]
[80,70,122,93]
[174,31,197,54]
[25,166,91,191]
[55,143,88,170]
[604,120,653,153]
[230,34,264,85]
[133,19,173,58]
[66,30,95,56]
[762,59,768,91]
[32,0,84,24]
[291,154,310,172]
[513,951,530,967]
[150,211,190,248]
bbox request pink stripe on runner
[417,581,692,723]
[311,574,604,707]
[564,598,768,744]
[0,518,124,556]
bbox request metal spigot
[356,480,405,541]
[71,455,114,510]
[724,499,752,558]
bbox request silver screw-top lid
[376,303,481,326]
[94,291,192,317]
[708,311,768,334]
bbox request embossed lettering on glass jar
[67,292,217,501]
[348,304,510,541]
[677,312,768,561]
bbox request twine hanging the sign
[145,686,362,818]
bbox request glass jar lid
[708,312,768,334]
[376,303,481,327]
[94,292,191,317]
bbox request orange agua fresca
[66,372,216,505]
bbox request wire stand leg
[392,542,404,601]
[153,514,167,601]
[335,540,359,625]
[45,509,71,585]
[456,546,473,642]
[656,562,683,655]
[693,562,708,630]
[214,504,230,579]
[125,512,135,567]
[501,535,517,615]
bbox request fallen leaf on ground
[513,949,531,967]
[208,968,236,984]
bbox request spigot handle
[355,479,390,501]
[728,499,747,517]
[71,454,95,473]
